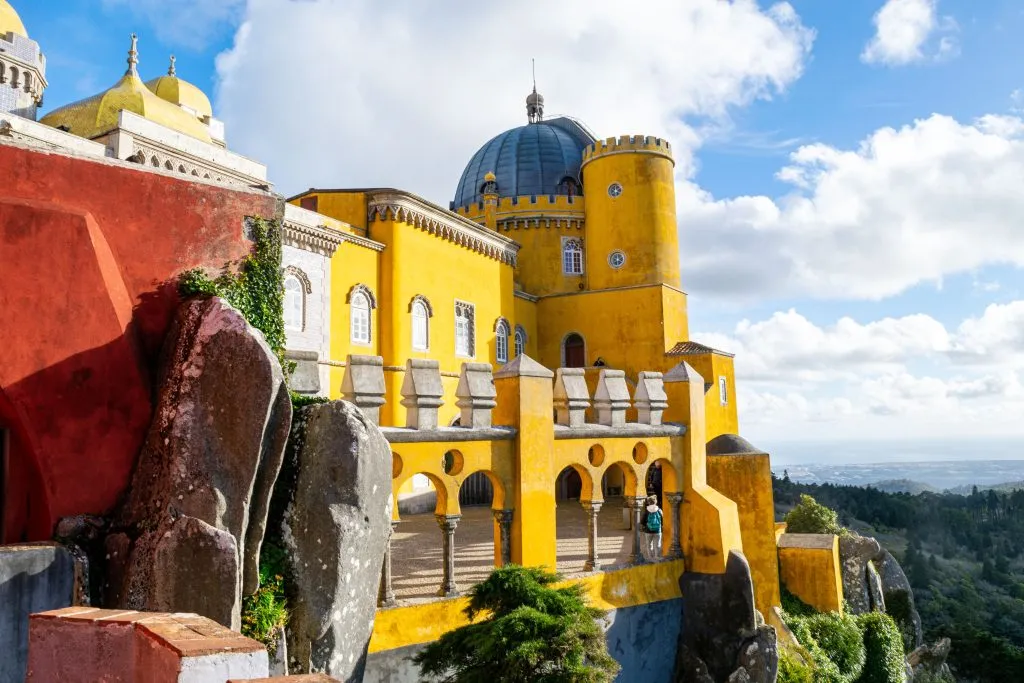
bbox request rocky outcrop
[839,534,881,614]
[283,401,392,681]
[907,638,953,681]
[674,551,778,683]
[106,297,292,630]
[874,549,923,649]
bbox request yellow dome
[0,0,28,38]
[146,57,213,120]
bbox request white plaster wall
[178,650,268,683]
[283,243,332,396]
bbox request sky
[19,0,1024,457]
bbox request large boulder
[283,401,392,681]
[839,534,882,614]
[674,551,778,683]
[108,297,292,629]
[908,638,953,681]
[874,549,923,649]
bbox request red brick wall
[0,143,281,542]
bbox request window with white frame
[514,325,526,357]
[455,301,475,357]
[412,299,430,350]
[283,275,304,331]
[351,291,371,345]
[719,376,728,406]
[562,238,584,275]
[495,319,510,364]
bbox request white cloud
[102,0,244,50]
[702,303,1024,438]
[214,0,813,199]
[680,114,1024,301]
[860,0,958,66]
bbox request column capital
[580,499,604,513]
[492,509,514,525]
[666,491,684,505]
[435,514,461,531]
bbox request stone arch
[407,294,433,316]
[283,265,312,294]
[457,469,506,510]
[9,66,18,88]
[164,160,174,171]
[555,463,594,502]
[150,155,160,167]
[599,460,639,499]
[561,331,586,368]
[394,468,450,519]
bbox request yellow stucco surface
[778,534,844,614]
[369,558,686,653]
[706,453,782,615]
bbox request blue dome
[452,117,597,210]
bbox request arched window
[494,318,510,365]
[351,292,371,344]
[558,176,579,197]
[562,238,583,275]
[283,276,304,331]
[412,299,430,351]
[455,301,475,357]
[563,333,585,368]
[514,325,527,358]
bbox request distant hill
[868,479,937,495]
[947,480,1024,496]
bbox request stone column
[378,520,399,607]
[581,500,603,572]
[493,509,514,567]
[629,497,646,564]
[666,492,684,559]
[436,514,461,597]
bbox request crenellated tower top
[582,135,674,167]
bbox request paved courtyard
[390,498,636,604]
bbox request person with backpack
[640,494,663,561]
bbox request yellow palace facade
[289,88,739,439]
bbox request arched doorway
[563,333,586,368]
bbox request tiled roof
[666,341,735,358]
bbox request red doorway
[563,333,585,368]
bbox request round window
[607,182,623,198]
[608,250,626,269]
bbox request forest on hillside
[773,475,1024,683]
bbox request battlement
[582,135,674,166]
[454,193,586,217]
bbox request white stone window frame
[454,300,476,359]
[410,294,433,352]
[719,376,728,406]
[494,317,511,365]
[514,324,527,358]
[562,237,584,276]
[348,283,377,346]
[282,266,312,332]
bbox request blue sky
[18,0,1024,456]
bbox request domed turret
[40,34,213,143]
[452,115,595,209]
[146,55,214,121]
[526,87,544,124]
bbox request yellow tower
[580,136,680,291]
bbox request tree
[414,565,620,683]
[784,494,845,535]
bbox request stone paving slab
[391,499,636,604]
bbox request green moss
[855,612,906,683]
[883,589,916,653]
[782,585,818,618]
[290,391,329,409]
[178,216,287,368]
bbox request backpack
[645,509,662,533]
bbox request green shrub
[781,585,817,618]
[882,589,916,653]
[784,494,846,536]
[855,612,906,683]
[240,542,290,654]
[805,612,866,682]
[778,649,815,683]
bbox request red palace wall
[0,142,281,543]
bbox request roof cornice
[366,190,520,266]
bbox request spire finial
[126,33,139,75]
[168,54,176,77]
[526,59,544,124]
